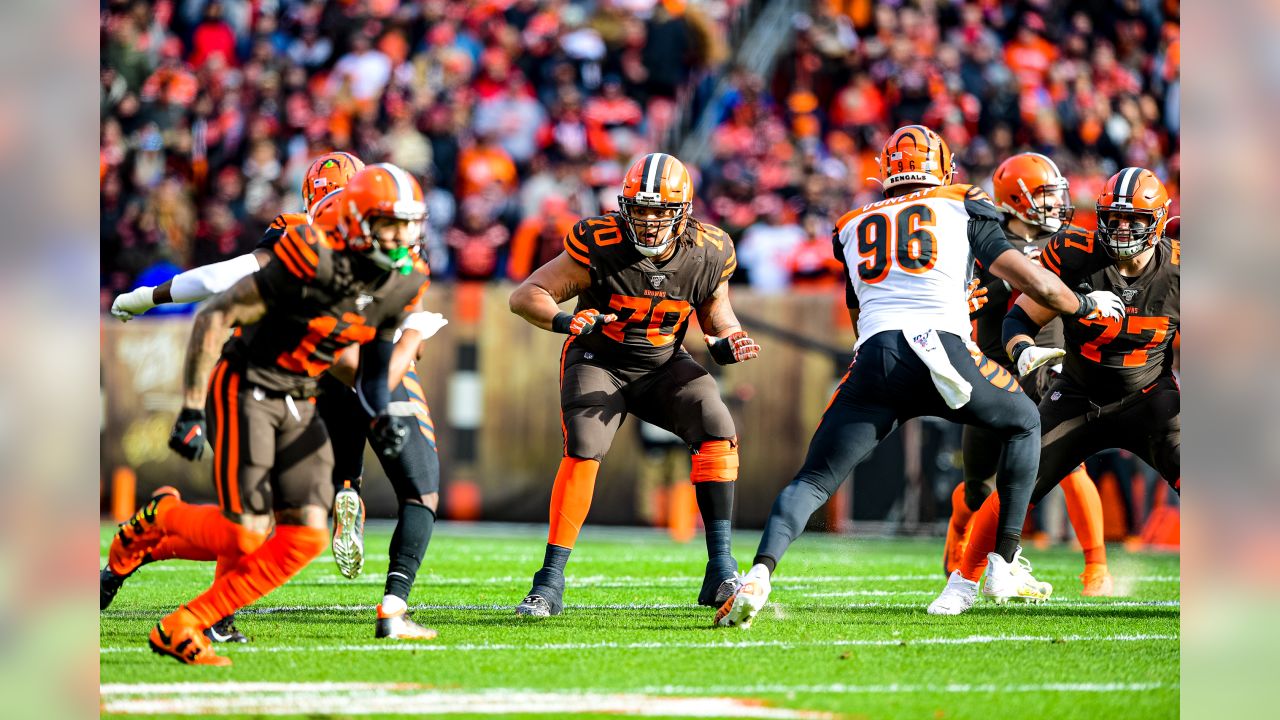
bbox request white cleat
[332,485,365,579]
[928,571,980,615]
[982,548,1052,604]
[375,604,438,640]
[715,564,771,628]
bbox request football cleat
[698,557,740,607]
[100,565,133,611]
[102,487,181,608]
[376,604,439,640]
[982,548,1052,604]
[149,607,231,666]
[331,483,366,579]
[927,571,980,615]
[516,567,565,617]
[943,522,968,576]
[1080,565,1114,597]
[203,614,249,643]
[715,565,771,628]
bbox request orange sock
[949,483,975,537]
[183,524,328,628]
[150,535,217,562]
[155,502,266,564]
[958,493,1002,582]
[547,457,600,549]
[1062,466,1107,567]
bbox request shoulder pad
[403,274,430,312]
[692,222,736,283]
[1041,226,1097,277]
[564,215,625,266]
[960,186,1002,222]
[272,224,330,283]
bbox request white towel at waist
[901,328,972,410]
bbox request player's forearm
[180,309,230,409]
[1002,303,1046,363]
[388,330,422,388]
[509,282,565,331]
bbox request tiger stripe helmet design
[877,125,956,191]
[302,151,364,212]
[1095,167,1171,259]
[618,153,694,257]
[992,152,1074,235]
[340,163,428,275]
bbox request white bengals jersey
[832,184,1013,349]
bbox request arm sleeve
[169,253,264,303]
[355,338,395,419]
[831,228,859,309]
[964,193,1015,268]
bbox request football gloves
[1012,345,1067,378]
[169,408,208,461]
[966,278,989,315]
[1074,290,1126,322]
[552,309,617,336]
[705,331,761,365]
[111,286,157,322]
[369,412,409,460]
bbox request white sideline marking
[99,688,832,718]
[99,633,1176,655]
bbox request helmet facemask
[1016,177,1074,235]
[1096,206,1163,259]
[346,206,427,275]
[618,193,688,258]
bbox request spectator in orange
[786,214,844,291]
[456,131,518,200]
[507,195,579,281]
[1003,13,1056,89]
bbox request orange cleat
[149,607,231,666]
[107,488,180,576]
[1080,564,1114,597]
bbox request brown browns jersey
[971,224,1072,370]
[563,213,736,371]
[255,212,309,250]
[224,223,430,395]
[1041,227,1180,402]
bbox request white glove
[400,311,449,340]
[110,286,157,322]
[1016,346,1066,377]
[1083,290,1125,322]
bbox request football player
[106,165,430,665]
[946,153,1113,596]
[716,126,1125,628]
[508,152,760,617]
[103,158,447,642]
[930,167,1179,615]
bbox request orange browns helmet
[992,152,1074,235]
[618,152,693,257]
[1095,167,1171,259]
[877,125,956,191]
[302,151,364,212]
[307,188,345,239]
[340,163,428,275]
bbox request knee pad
[691,438,738,483]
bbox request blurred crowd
[101,0,1179,306]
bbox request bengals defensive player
[946,152,1113,597]
[934,167,1180,615]
[508,152,759,617]
[716,126,1125,627]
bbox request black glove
[369,412,409,460]
[169,408,208,461]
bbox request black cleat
[698,557,740,607]
[100,565,129,610]
[516,569,565,617]
[203,614,249,643]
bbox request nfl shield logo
[356,294,374,311]
[648,274,666,289]
[1050,391,1062,402]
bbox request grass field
[100,521,1179,719]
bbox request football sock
[533,544,572,587]
[149,535,216,563]
[948,482,975,539]
[384,503,435,601]
[184,524,327,629]
[753,475,835,575]
[380,594,407,616]
[154,502,266,564]
[694,481,734,561]
[752,555,777,575]
[959,494,1001,582]
[547,457,599,549]
[1061,466,1107,567]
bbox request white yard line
[99,633,1177,655]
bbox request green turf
[100,522,1179,719]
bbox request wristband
[551,312,573,334]
[1009,341,1033,366]
[1069,290,1096,318]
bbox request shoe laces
[521,595,548,608]
[1013,553,1036,578]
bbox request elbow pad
[1002,305,1042,349]
[169,253,263,303]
